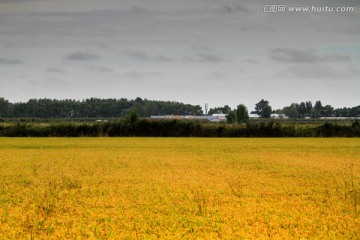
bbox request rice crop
[0,138,359,239]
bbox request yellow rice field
[0,138,359,239]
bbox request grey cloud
[223,3,250,14]
[325,54,353,62]
[148,71,164,77]
[1,2,356,51]
[96,42,110,49]
[123,50,151,62]
[123,50,173,62]
[153,55,173,62]
[270,48,351,63]
[0,0,359,108]
[189,46,228,62]
[131,6,149,13]
[0,4,254,43]
[183,53,228,63]
[120,70,164,81]
[246,59,258,64]
[285,64,358,79]
[121,70,143,79]
[261,0,360,7]
[85,64,112,73]
[270,49,322,63]
[190,45,215,53]
[198,53,228,63]
[207,71,229,82]
[66,52,99,61]
[0,58,23,64]
[47,67,66,73]
[0,0,39,2]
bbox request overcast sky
[0,0,359,111]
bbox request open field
[0,138,359,239]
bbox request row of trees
[208,99,360,122]
[1,97,359,120]
[280,101,333,118]
[207,100,270,123]
[0,97,203,118]
[209,99,272,124]
[277,100,360,118]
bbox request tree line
[209,99,360,122]
[0,97,203,118]
[0,97,359,119]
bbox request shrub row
[0,120,359,137]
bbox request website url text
[262,5,354,13]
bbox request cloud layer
[66,52,100,61]
[0,0,359,109]
[0,58,23,64]
[270,49,352,63]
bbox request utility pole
[205,103,208,115]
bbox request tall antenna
[205,103,208,115]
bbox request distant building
[270,114,289,119]
[212,114,226,117]
[95,119,108,123]
[249,114,260,118]
[165,115,183,120]
[150,114,226,122]
[209,114,226,122]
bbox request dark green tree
[124,111,139,129]
[0,97,13,117]
[255,99,272,118]
[314,100,323,111]
[236,104,249,123]
[226,110,236,124]
[305,101,313,116]
[322,105,334,117]
[283,104,300,118]
[299,102,307,118]
[311,108,321,119]
[208,105,231,115]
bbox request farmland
[0,138,359,239]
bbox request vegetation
[1,97,359,120]
[226,104,249,124]
[277,100,360,119]
[236,104,249,123]
[0,97,203,118]
[226,111,237,124]
[0,138,358,239]
[0,119,359,137]
[254,99,272,118]
[208,105,231,115]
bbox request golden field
[0,138,359,239]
